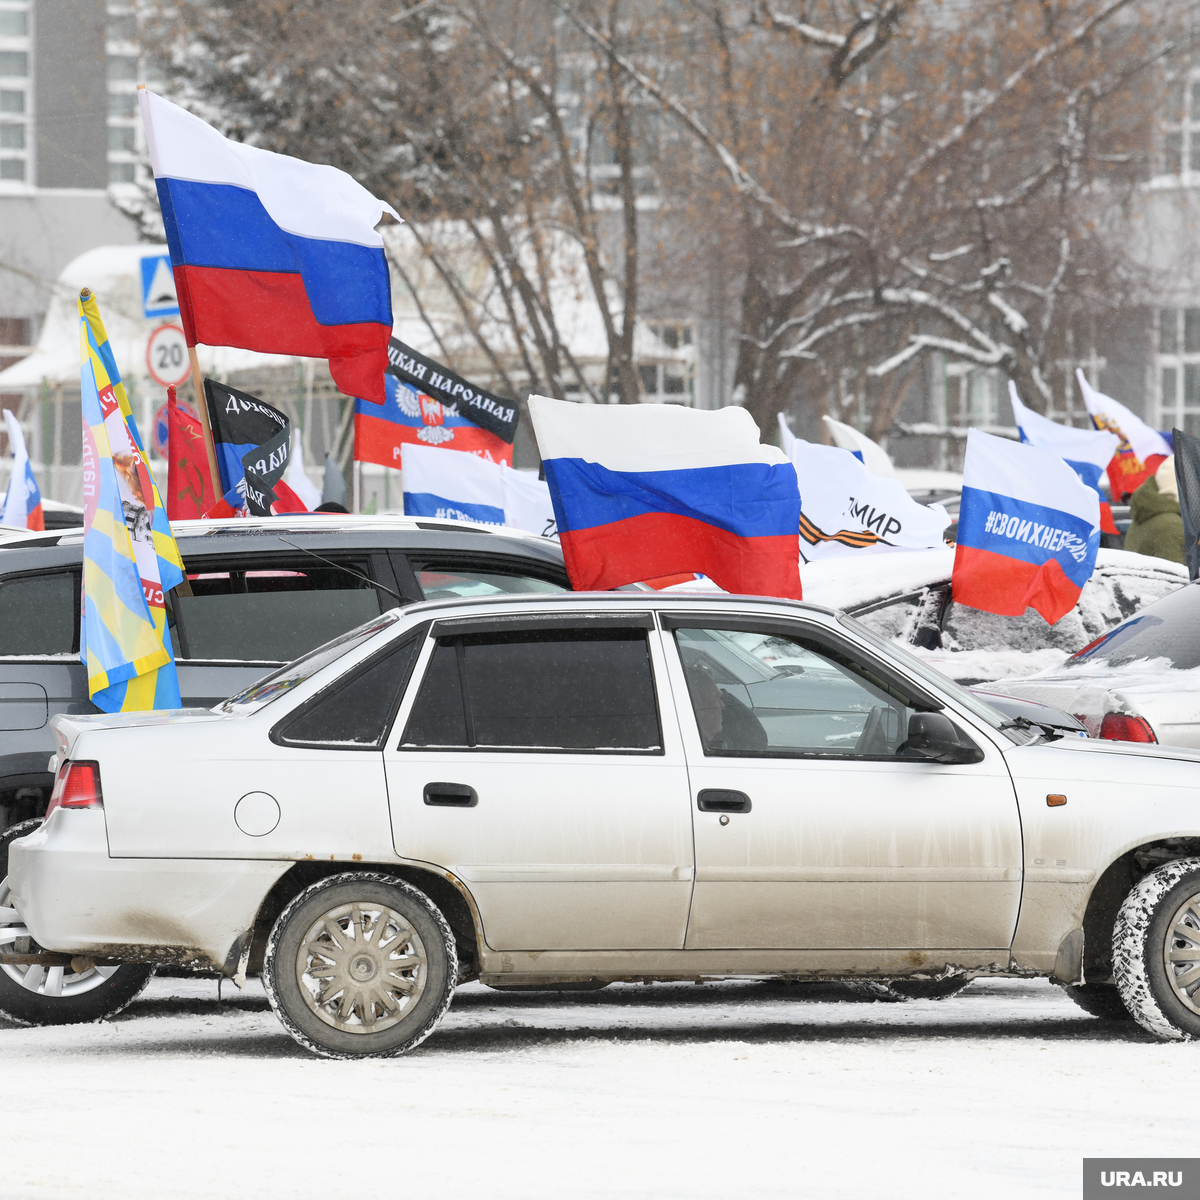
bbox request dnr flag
[953,429,1101,625]
[79,289,184,712]
[386,338,518,444]
[355,373,513,469]
[203,379,306,516]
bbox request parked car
[0,513,569,832]
[797,546,1188,687]
[669,547,1176,735]
[995,579,1200,749]
[7,590,1200,1052]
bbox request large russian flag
[355,375,513,468]
[953,429,1101,625]
[139,89,399,404]
[528,396,802,598]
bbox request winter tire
[263,871,457,1059]
[1113,856,1200,1041]
[0,819,154,1026]
[1057,983,1132,1021]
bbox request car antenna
[276,537,404,602]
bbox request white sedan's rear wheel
[0,820,154,1025]
[263,872,457,1059]
[1114,857,1200,1041]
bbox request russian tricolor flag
[1007,382,1121,535]
[953,429,1101,625]
[529,396,802,598]
[139,89,399,405]
[2,409,43,531]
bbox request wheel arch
[1082,838,1200,980]
[245,859,482,979]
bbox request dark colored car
[0,515,568,833]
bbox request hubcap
[0,877,120,998]
[1163,889,1200,1016]
[296,902,427,1035]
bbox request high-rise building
[0,0,138,379]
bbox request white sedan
[8,592,1200,1056]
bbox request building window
[1157,309,1200,434]
[1162,68,1200,176]
[0,2,31,187]
[106,6,141,192]
[638,322,695,404]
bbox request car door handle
[423,782,478,808]
[697,789,751,814]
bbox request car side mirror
[905,712,984,765]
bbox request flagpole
[187,346,222,509]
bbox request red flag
[270,479,309,514]
[167,386,213,520]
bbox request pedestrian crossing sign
[140,254,179,318]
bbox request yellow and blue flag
[79,288,185,712]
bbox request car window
[273,632,422,750]
[0,571,78,656]
[675,625,928,758]
[219,610,403,713]
[1067,581,1200,670]
[413,566,568,601]
[402,627,661,752]
[173,560,383,663]
[401,640,470,748]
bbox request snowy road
[1,975,1191,1199]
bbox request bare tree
[573,0,1194,434]
[147,0,1195,448]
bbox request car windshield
[836,612,1023,741]
[217,610,402,714]
[1066,582,1200,670]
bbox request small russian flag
[1,409,43,531]
[529,396,802,598]
[1008,382,1121,536]
[953,429,1101,625]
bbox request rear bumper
[7,808,290,974]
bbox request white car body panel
[1005,736,1200,971]
[383,629,696,951]
[656,634,1022,954]
[13,805,287,970]
[9,593,1200,987]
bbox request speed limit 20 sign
[145,323,190,388]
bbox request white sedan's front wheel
[0,819,154,1025]
[1114,857,1200,1041]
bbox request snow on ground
[1,975,1193,1199]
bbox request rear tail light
[45,760,103,818]
[1098,713,1157,744]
